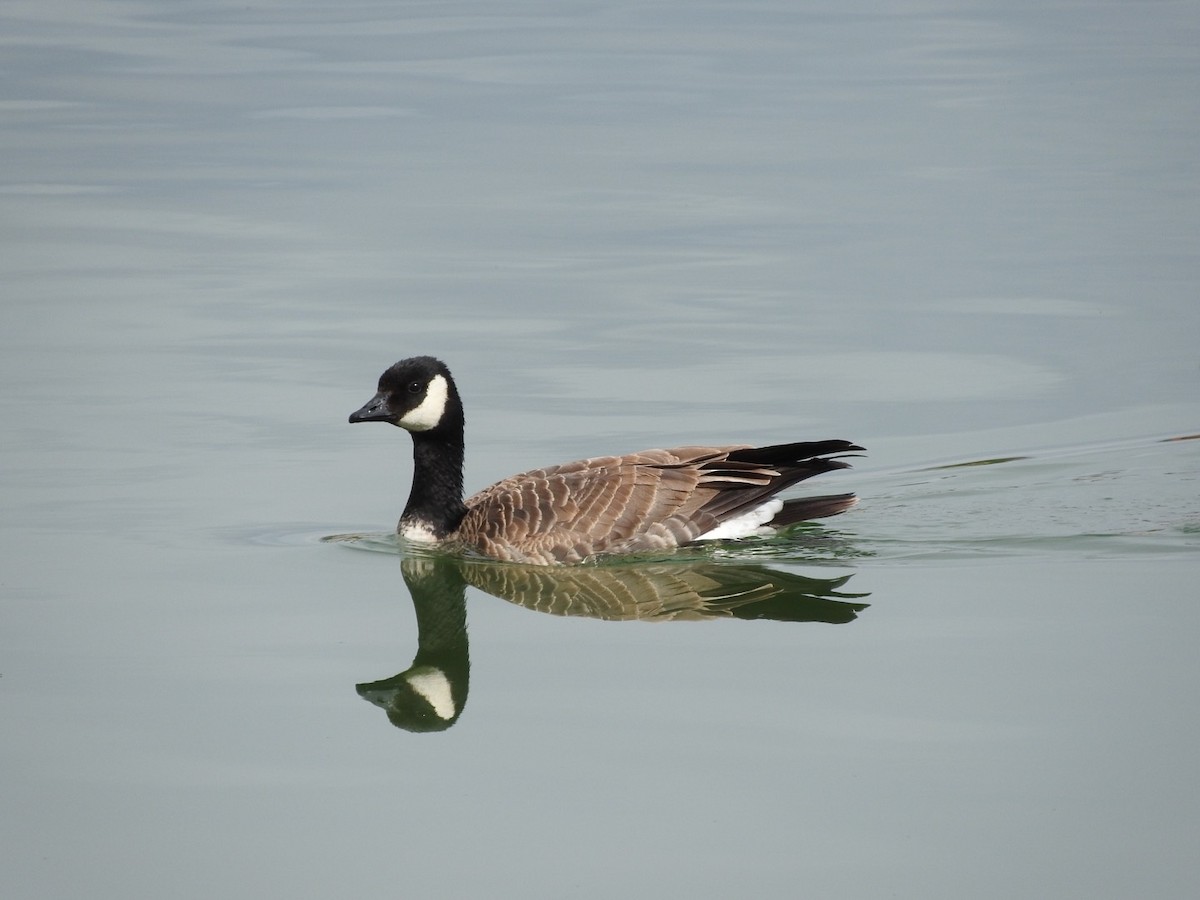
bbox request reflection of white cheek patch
[406,666,456,721]
[399,374,448,431]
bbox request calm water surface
[3,2,1199,898]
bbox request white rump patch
[406,666,456,721]
[398,373,449,431]
[697,498,784,541]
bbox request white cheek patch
[399,373,449,431]
[406,666,456,721]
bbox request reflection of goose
[349,356,863,565]
[356,553,868,733]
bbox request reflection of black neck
[402,423,467,538]
[356,555,470,733]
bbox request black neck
[401,422,468,537]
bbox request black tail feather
[774,492,859,525]
[692,441,864,528]
[726,440,864,466]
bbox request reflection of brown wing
[457,443,860,565]
[460,559,869,624]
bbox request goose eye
[407,381,423,394]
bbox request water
[3,2,1200,898]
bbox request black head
[348,356,461,433]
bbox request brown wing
[455,440,861,565]
[456,447,745,565]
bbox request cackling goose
[349,356,863,565]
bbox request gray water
[3,2,1199,898]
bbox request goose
[348,356,863,565]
